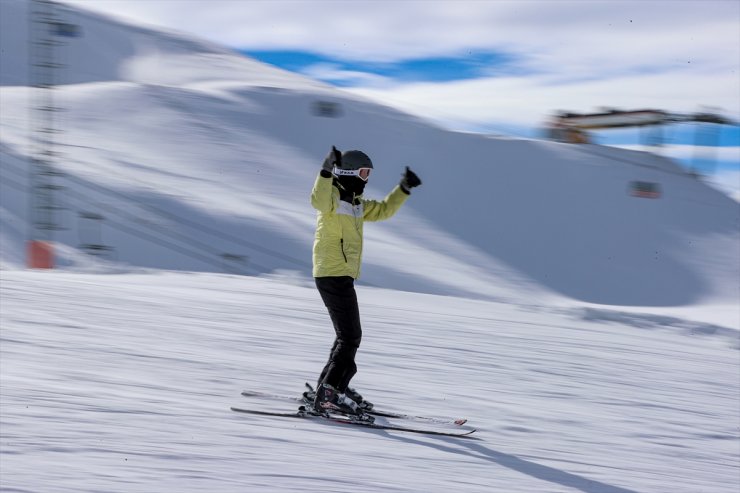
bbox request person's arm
[363,185,409,222]
[363,167,421,221]
[311,147,341,212]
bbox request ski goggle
[333,167,372,181]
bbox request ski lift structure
[26,0,82,269]
[545,108,736,175]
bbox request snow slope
[1,3,739,492]
[1,270,738,493]
[1,0,738,306]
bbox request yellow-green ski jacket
[311,173,409,279]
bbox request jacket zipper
[340,238,348,263]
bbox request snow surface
[1,1,739,492]
[1,269,738,493]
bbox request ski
[241,384,468,426]
[230,406,477,439]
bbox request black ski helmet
[339,150,373,170]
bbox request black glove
[321,146,342,176]
[400,166,421,192]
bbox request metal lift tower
[27,0,66,268]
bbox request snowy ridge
[1,0,739,306]
[578,307,740,347]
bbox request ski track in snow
[1,270,738,493]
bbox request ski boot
[314,383,358,413]
[313,383,374,423]
[344,387,374,411]
[305,383,374,412]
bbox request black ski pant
[315,276,362,392]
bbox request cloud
[344,68,740,130]
[300,62,392,88]
[60,1,739,67]
[243,50,519,86]
[59,0,739,152]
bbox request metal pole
[27,0,64,268]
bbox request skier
[311,146,421,415]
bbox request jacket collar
[334,180,362,205]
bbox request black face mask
[336,175,366,199]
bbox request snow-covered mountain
[1,0,738,306]
[1,2,738,493]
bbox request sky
[58,0,739,193]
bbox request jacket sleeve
[311,173,336,213]
[363,185,410,222]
